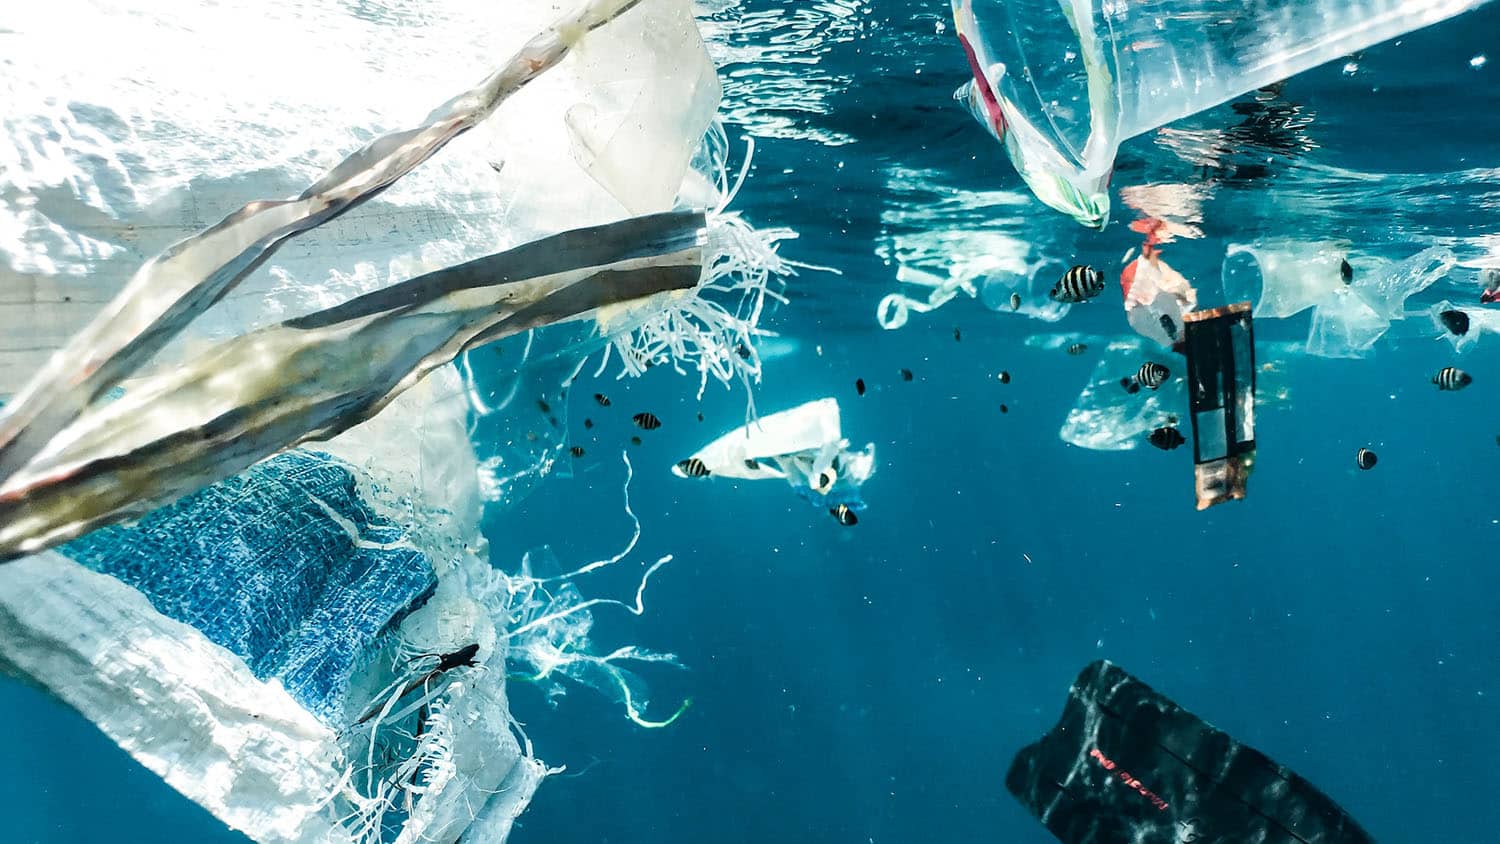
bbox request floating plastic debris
[949,0,1488,226]
[1183,303,1257,510]
[671,398,875,512]
[1007,661,1373,842]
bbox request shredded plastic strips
[0,0,784,841]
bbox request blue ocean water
[4,1,1500,842]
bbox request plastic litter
[1305,246,1455,358]
[1008,660,1373,843]
[671,398,876,510]
[1184,303,1256,510]
[950,0,1488,226]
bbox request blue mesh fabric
[63,450,438,723]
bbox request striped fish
[1049,265,1105,303]
[676,457,710,478]
[1355,448,1377,470]
[632,412,662,430]
[1433,367,1472,391]
[1066,343,1088,356]
[569,446,585,457]
[1121,362,1170,394]
[593,393,611,407]
[830,504,858,526]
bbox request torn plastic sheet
[0,0,740,841]
[671,398,876,509]
[1226,241,1456,358]
[1008,660,1373,843]
[1305,246,1455,358]
[1056,340,1187,452]
[1052,334,1290,453]
[0,0,657,485]
[0,371,547,844]
[0,211,707,562]
[875,166,1071,327]
[1430,299,1500,351]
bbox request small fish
[1440,309,1470,336]
[830,504,858,526]
[856,378,866,396]
[1433,366,1472,391]
[744,458,761,470]
[584,418,594,429]
[954,327,962,342]
[1340,258,1354,284]
[537,399,551,414]
[594,393,611,407]
[525,431,538,442]
[998,371,1011,384]
[816,467,837,491]
[569,446,585,457]
[1355,448,1377,470]
[632,412,662,430]
[736,343,751,360]
[1050,265,1105,303]
[697,412,705,422]
[1148,426,1186,450]
[630,436,642,446]
[1122,361,1170,394]
[900,368,914,382]
[999,403,1009,414]
[548,415,559,428]
[1159,314,1178,341]
[1009,292,1022,312]
[677,457,711,478]
[1066,343,1088,356]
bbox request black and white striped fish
[1050,265,1105,303]
[1121,362,1170,394]
[1355,448,1377,470]
[1148,426,1185,451]
[632,412,662,429]
[1440,310,1470,336]
[830,504,858,526]
[1066,343,1088,356]
[676,457,710,478]
[569,446,585,458]
[594,393,611,407]
[1433,367,1472,391]
[1340,258,1354,284]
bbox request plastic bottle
[952,0,1490,227]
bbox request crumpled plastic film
[1057,338,1296,451]
[672,398,877,510]
[1306,246,1455,358]
[0,1,735,842]
[1222,240,1351,319]
[1059,341,1187,452]
[1430,300,1500,351]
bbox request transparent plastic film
[951,0,1491,227]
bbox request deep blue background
[4,0,1499,842]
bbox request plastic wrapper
[671,398,876,510]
